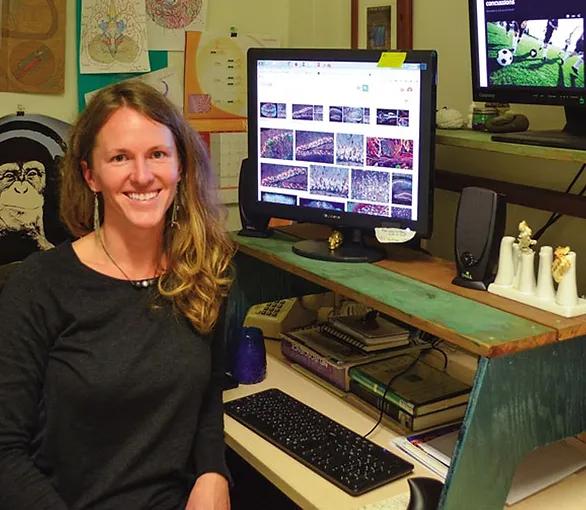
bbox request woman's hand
[186,472,230,510]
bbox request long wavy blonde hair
[60,81,235,333]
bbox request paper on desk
[506,438,586,505]
[393,434,586,506]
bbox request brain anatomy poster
[80,0,150,74]
[146,0,208,51]
[0,0,66,94]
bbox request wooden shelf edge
[435,169,586,219]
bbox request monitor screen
[245,48,437,262]
[468,1,586,149]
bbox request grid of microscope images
[258,101,414,219]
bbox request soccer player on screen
[507,20,527,54]
[540,19,559,60]
[570,33,584,77]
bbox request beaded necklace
[97,232,159,289]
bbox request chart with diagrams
[146,0,208,51]
[79,0,150,74]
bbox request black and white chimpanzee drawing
[0,115,70,264]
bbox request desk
[227,228,586,510]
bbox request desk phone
[243,298,316,339]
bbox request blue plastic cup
[232,327,267,384]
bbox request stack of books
[280,315,430,391]
[348,354,471,432]
[321,313,412,352]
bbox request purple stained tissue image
[336,133,364,167]
[398,110,409,127]
[376,108,399,126]
[260,128,294,160]
[260,102,287,119]
[295,130,334,164]
[350,169,390,203]
[309,165,349,198]
[366,137,413,169]
[391,206,412,219]
[260,163,308,191]
[329,106,343,122]
[292,104,315,120]
[261,191,297,205]
[300,198,345,211]
[343,106,368,124]
[392,174,413,206]
[347,202,390,217]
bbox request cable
[533,163,585,241]
[431,344,448,370]
[362,351,423,439]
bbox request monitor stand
[292,228,385,263]
[491,106,586,151]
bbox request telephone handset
[243,298,317,339]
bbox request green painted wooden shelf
[234,232,555,357]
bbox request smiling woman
[0,81,235,510]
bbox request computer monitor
[245,48,437,263]
[468,0,586,149]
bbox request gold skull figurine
[328,230,343,251]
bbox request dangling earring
[93,193,100,232]
[170,187,180,228]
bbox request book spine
[348,369,415,414]
[281,337,348,390]
[349,380,414,430]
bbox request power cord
[362,351,423,439]
[533,163,585,241]
[361,332,449,438]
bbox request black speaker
[238,158,272,238]
[452,187,506,291]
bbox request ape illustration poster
[0,0,66,94]
[0,115,71,264]
[79,0,150,74]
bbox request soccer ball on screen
[496,48,514,66]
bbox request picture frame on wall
[351,0,413,50]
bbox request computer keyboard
[224,388,414,496]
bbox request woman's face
[83,106,181,235]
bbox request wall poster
[146,0,208,51]
[0,0,66,93]
[79,0,150,74]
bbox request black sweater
[0,243,229,509]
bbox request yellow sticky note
[377,52,407,68]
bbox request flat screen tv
[469,0,586,149]
[244,48,437,263]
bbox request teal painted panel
[235,233,552,350]
[75,0,168,111]
[441,336,586,509]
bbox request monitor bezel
[468,0,586,106]
[246,48,437,239]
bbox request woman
[0,81,235,509]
